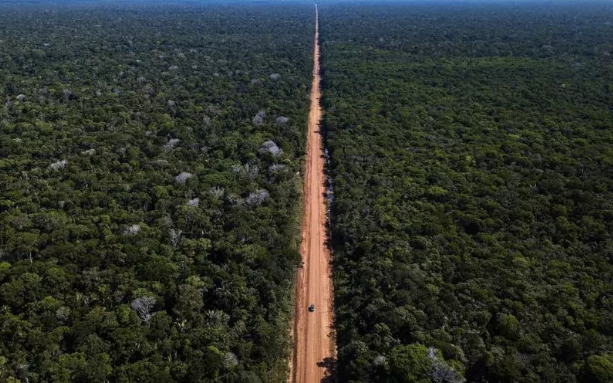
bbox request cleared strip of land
[291,5,335,383]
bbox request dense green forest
[0,5,312,381]
[320,3,613,382]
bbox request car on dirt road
[308,304,315,312]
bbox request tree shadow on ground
[317,357,337,383]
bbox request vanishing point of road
[291,4,336,383]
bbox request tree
[385,344,432,383]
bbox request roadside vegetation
[320,3,613,382]
[0,4,312,381]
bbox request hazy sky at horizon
[1,0,611,10]
[1,0,610,3]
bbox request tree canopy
[0,4,313,381]
[320,3,613,382]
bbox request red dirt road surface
[291,4,335,383]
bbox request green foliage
[584,354,613,383]
[321,3,613,382]
[385,344,432,383]
[0,4,312,381]
[496,314,520,341]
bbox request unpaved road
[291,4,335,383]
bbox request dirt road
[291,4,335,383]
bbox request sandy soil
[290,4,336,383]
